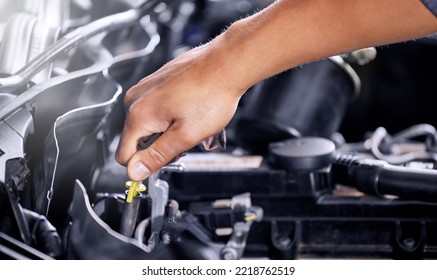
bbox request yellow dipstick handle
[125,181,147,203]
[244,214,257,221]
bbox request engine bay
[2,0,437,260]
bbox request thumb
[126,128,193,181]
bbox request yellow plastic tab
[125,181,147,203]
[244,214,257,221]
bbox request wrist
[205,5,293,95]
[203,20,260,97]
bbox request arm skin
[116,0,437,181]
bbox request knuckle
[126,101,142,119]
[179,133,198,148]
[124,87,137,108]
[176,128,203,148]
[145,146,171,168]
[115,143,130,165]
[115,152,127,165]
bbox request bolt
[402,238,416,249]
[160,232,171,245]
[221,248,237,260]
[277,236,291,247]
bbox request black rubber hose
[23,209,63,258]
[333,154,437,202]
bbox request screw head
[221,248,237,260]
[402,238,416,249]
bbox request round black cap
[268,137,335,171]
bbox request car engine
[1,0,437,260]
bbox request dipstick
[125,181,146,203]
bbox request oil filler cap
[268,137,335,172]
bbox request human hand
[115,42,245,181]
[116,0,437,182]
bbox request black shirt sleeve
[422,0,437,17]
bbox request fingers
[116,132,138,166]
[115,118,147,166]
[115,97,165,166]
[126,127,195,181]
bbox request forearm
[213,0,437,92]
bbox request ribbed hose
[333,153,437,202]
[23,209,62,258]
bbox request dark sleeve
[422,0,437,17]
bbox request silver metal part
[220,221,252,260]
[137,162,184,249]
[0,13,160,122]
[221,211,264,260]
[231,192,252,208]
[160,162,185,174]
[370,126,437,164]
[166,199,180,221]
[0,109,34,182]
[0,13,39,75]
[4,108,34,139]
[134,218,155,253]
[219,193,263,260]
[341,47,377,66]
[0,8,140,92]
[147,172,169,238]
[0,0,68,84]
[328,55,361,98]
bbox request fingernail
[130,162,150,181]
